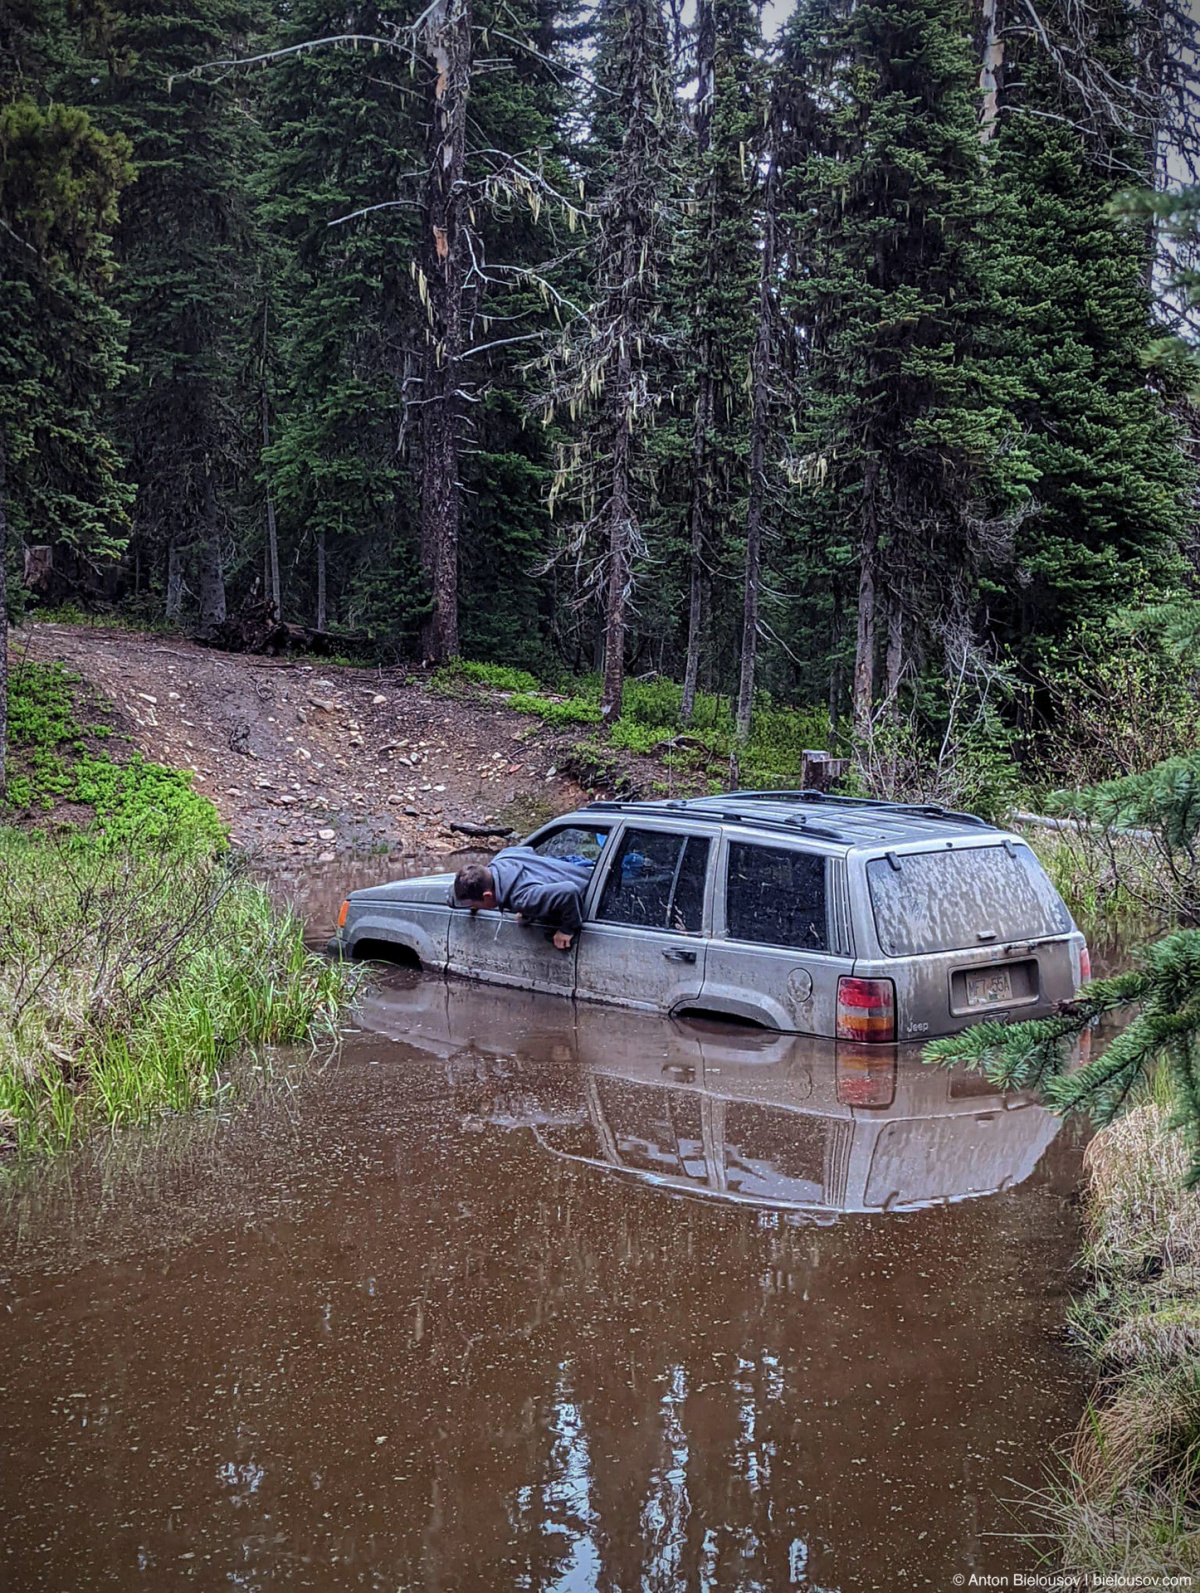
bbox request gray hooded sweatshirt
[454,846,594,934]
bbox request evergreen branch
[926,936,1200,1188]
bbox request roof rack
[720,788,994,829]
[582,799,846,845]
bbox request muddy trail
[1,947,1091,1591]
[13,622,665,861]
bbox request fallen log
[195,597,372,658]
[448,821,515,839]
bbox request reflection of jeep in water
[335,792,1089,1041]
[356,979,1070,1216]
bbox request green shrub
[508,692,602,726]
[437,657,542,694]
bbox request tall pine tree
[0,0,133,791]
[540,0,681,722]
[776,0,1027,732]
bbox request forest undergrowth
[1037,1101,1200,1575]
[0,661,355,1160]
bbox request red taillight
[836,1043,897,1107]
[836,976,896,1043]
[337,899,350,929]
[1079,943,1091,986]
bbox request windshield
[866,843,1070,956]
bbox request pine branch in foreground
[925,947,1200,1188]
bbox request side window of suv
[531,825,610,862]
[597,829,711,932]
[725,842,828,951]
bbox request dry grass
[1045,1107,1200,1575]
[1083,1105,1200,1277]
[1103,1298,1200,1368]
[1073,1364,1200,1494]
[1048,1475,1200,1577]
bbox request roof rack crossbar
[581,799,846,845]
[722,789,992,829]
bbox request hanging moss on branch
[925,933,1200,1188]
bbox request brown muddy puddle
[1,855,1091,1591]
[2,989,1088,1589]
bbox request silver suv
[333,791,1089,1041]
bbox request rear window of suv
[866,843,1070,956]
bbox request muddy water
[2,855,1092,1590]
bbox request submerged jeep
[332,791,1089,1041]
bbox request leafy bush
[437,657,542,694]
[508,692,602,726]
[1041,754,1200,924]
[1037,618,1200,792]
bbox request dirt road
[16,622,607,860]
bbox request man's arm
[510,879,584,940]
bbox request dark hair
[453,863,493,904]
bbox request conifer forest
[3,0,1200,771]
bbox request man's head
[452,862,496,912]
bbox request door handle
[663,947,697,964]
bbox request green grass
[4,660,224,852]
[1,661,357,1160]
[435,656,837,789]
[0,829,355,1159]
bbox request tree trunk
[601,396,633,724]
[734,149,778,746]
[977,0,1005,140]
[853,456,880,738]
[418,0,471,663]
[195,468,226,639]
[261,311,281,620]
[0,431,7,799]
[680,375,713,725]
[884,587,904,707]
[165,539,183,620]
[680,0,717,726]
[316,528,327,631]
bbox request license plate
[965,968,1013,1008]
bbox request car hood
[350,872,454,905]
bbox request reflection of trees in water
[397,1156,855,1589]
[4,1038,1083,1590]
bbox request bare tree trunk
[601,362,633,724]
[853,457,880,738]
[316,528,327,631]
[0,431,7,798]
[884,587,904,707]
[977,0,1005,140]
[195,469,226,640]
[260,309,281,621]
[680,0,717,727]
[734,150,778,746]
[165,539,183,620]
[680,377,713,725]
[419,0,471,663]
